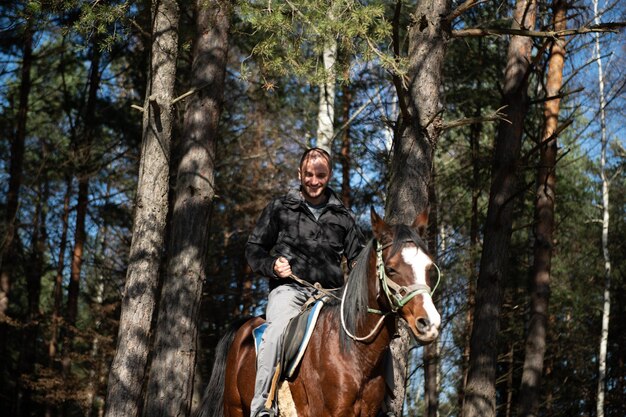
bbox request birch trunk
[340,77,353,208]
[461,1,536,416]
[104,0,179,415]
[144,1,230,416]
[315,38,337,153]
[517,2,566,416]
[593,0,611,414]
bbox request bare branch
[442,106,511,130]
[452,22,626,38]
[446,0,489,23]
[529,86,584,105]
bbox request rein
[288,273,342,301]
[340,240,441,342]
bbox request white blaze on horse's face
[401,246,441,340]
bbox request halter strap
[376,240,439,313]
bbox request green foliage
[237,0,394,83]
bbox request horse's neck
[353,315,396,365]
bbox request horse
[195,208,442,417]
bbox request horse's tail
[193,317,251,417]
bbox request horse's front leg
[357,377,386,417]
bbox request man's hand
[273,256,292,279]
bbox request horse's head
[370,208,441,344]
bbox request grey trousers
[250,283,317,417]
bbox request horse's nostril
[416,317,431,333]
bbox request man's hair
[299,147,332,172]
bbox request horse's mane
[330,224,428,347]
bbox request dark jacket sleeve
[344,215,365,269]
[245,199,280,279]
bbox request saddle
[252,299,325,380]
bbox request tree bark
[144,1,230,416]
[461,1,536,417]
[104,0,180,415]
[385,0,450,413]
[517,1,566,416]
[387,0,450,225]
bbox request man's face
[298,155,331,203]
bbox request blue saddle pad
[252,299,325,379]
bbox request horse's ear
[370,206,390,240]
[411,208,429,236]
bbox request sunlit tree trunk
[385,0,450,413]
[462,1,536,416]
[104,0,179,415]
[144,1,230,416]
[340,74,353,208]
[315,6,338,154]
[517,2,566,416]
[593,0,611,414]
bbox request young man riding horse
[245,147,365,417]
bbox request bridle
[340,239,441,342]
[373,240,440,314]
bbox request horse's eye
[385,267,396,276]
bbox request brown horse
[195,209,441,417]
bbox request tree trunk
[517,1,566,416]
[459,102,482,412]
[387,0,450,225]
[14,181,48,417]
[385,0,450,413]
[103,0,180,415]
[49,177,72,363]
[66,178,89,327]
[505,343,515,417]
[461,1,536,417]
[88,183,113,417]
[424,178,440,417]
[144,1,230,416]
[340,76,352,208]
[67,36,102,325]
[593,0,611,413]
[315,6,338,154]
[64,42,102,383]
[0,14,33,318]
